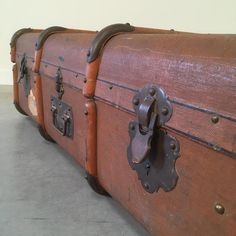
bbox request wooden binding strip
[85,99,109,195]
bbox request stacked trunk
[11,24,236,236]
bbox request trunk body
[92,32,236,235]
[11,25,236,236]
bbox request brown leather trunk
[85,26,236,235]
[11,24,236,236]
[10,28,42,118]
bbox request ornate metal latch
[18,54,30,97]
[50,67,73,138]
[127,85,180,193]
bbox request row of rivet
[82,81,221,125]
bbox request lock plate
[50,96,73,137]
[127,85,180,193]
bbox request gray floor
[0,85,149,236]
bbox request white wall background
[0,0,235,84]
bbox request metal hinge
[127,85,180,193]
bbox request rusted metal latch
[51,97,73,137]
[50,68,73,137]
[18,54,30,97]
[55,68,64,99]
[127,85,180,193]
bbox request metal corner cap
[10,28,32,47]
[35,26,66,50]
[87,23,135,63]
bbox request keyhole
[146,162,150,176]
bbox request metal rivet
[109,86,113,90]
[215,203,225,215]
[133,98,139,106]
[83,78,87,83]
[144,183,150,190]
[162,107,169,116]
[75,73,78,78]
[87,50,90,57]
[149,87,155,96]
[170,143,176,150]
[84,111,88,116]
[211,115,219,124]
[145,163,150,169]
[129,123,135,130]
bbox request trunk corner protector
[13,101,28,116]
[35,26,67,50]
[87,23,135,63]
[85,172,110,196]
[10,28,32,48]
[38,125,54,142]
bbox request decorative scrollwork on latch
[127,85,180,193]
[18,54,30,97]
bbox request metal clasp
[18,54,30,97]
[55,68,64,99]
[130,96,157,163]
[127,85,180,193]
[51,96,73,137]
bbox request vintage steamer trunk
[84,25,236,235]
[10,28,42,117]
[36,24,176,174]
